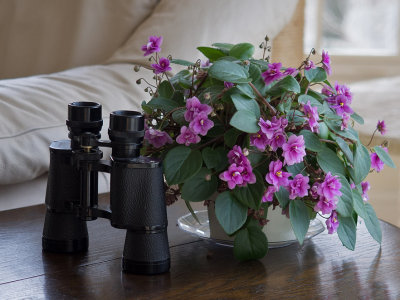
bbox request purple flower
[144,128,173,148]
[326,211,339,234]
[321,84,334,97]
[224,81,234,89]
[241,164,257,186]
[201,59,211,68]
[321,50,332,75]
[261,62,284,85]
[304,60,316,70]
[151,57,172,74]
[262,186,277,202]
[189,112,214,136]
[361,181,370,202]
[371,147,388,172]
[377,120,387,135]
[310,182,320,199]
[176,126,200,146]
[282,134,306,166]
[314,195,338,215]
[259,116,281,139]
[341,113,350,130]
[288,174,310,200]
[270,130,286,151]
[228,145,248,166]
[250,130,270,151]
[303,101,320,133]
[219,164,244,189]
[330,94,353,116]
[317,172,342,201]
[141,36,163,56]
[184,96,212,122]
[335,82,352,102]
[265,160,291,188]
[283,67,299,77]
[350,182,356,189]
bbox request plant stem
[319,139,336,145]
[193,136,223,151]
[367,128,378,146]
[248,82,277,115]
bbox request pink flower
[224,81,234,89]
[310,182,320,199]
[189,112,214,136]
[330,94,353,116]
[219,164,244,189]
[151,57,172,74]
[176,126,200,146]
[270,130,286,151]
[317,172,342,201]
[377,120,387,135]
[371,147,388,172]
[265,160,291,188]
[283,67,299,77]
[304,60,316,70]
[250,130,270,151]
[335,82,352,102]
[341,113,350,130]
[262,186,277,202]
[184,96,212,122]
[282,135,306,166]
[259,116,281,139]
[326,211,339,234]
[261,62,284,85]
[240,164,256,186]
[288,174,310,200]
[314,195,338,215]
[201,59,211,67]
[144,128,173,148]
[321,50,332,75]
[228,145,248,167]
[303,101,320,133]
[361,181,370,202]
[141,36,163,56]
[321,84,334,97]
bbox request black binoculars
[42,102,170,275]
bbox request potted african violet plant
[136,35,396,260]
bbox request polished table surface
[0,194,399,299]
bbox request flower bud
[144,87,148,92]
[243,60,250,66]
[204,92,211,100]
[136,79,142,85]
[134,65,141,72]
[243,148,249,156]
[205,174,212,181]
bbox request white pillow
[108,0,299,66]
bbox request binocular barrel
[42,101,170,275]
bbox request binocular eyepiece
[42,101,170,275]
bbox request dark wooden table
[0,194,399,299]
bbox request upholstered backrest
[0,0,159,79]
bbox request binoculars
[42,102,170,275]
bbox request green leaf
[300,130,324,152]
[363,203,382,244]
[236,84,255,98]
[297,94,323,113]
[351,112,364,125]
[197,46,226,61]
[170,59,194,67]
[337,215,357,250]
[146,97,180,112]
[352,142,371,185]
[172,108,186,125]
[232,171,265,210]
[183,199,200,224]
[170,69,191,86]
[374,146,396,168]
[208,60,250,83]
[224,128,242,147]
[275,186,290,209]
[324,119,359,141]
[229,43,255,60]
[215,191,248,235]
[277,97,293,114]
[157,81,174,98]
[317,147,346,176]
[212,42,234,51]
[289,200,310,244]
[234,225,268,260]
[163,146,202,185]
[287,110,305,126]
[249,64,261,81]
[229,110,260,133]
[181,168,218,202]
[335,175,354,217]
[335,136,353,164]
[305,67,327,83]
[352,189,366,219]
[268,76,300,95]
[231,94,260,118]
[286,162,306,177]
[202,147,227,170]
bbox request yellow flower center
[257,134,261,138]
[340,102,344,107]
[276,171,282,177]
[200,119,204,125]
[333,217,337,222]
[233,171,240,177]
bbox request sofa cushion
[0,0,159,79]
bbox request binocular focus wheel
[122,258,170,275]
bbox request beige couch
[0,0,303,211]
